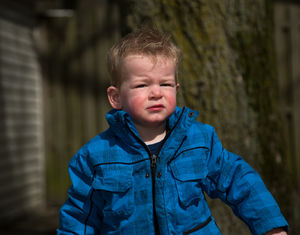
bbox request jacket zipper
[125,108,186,235]
[151,154,160,235]
[125,122,160,234]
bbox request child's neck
[135,122,167,145]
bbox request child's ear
[176,83,180,92]
[107,86,122,109]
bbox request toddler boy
[58,28,288,234]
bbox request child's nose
[149,85,162,98]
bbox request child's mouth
[147,105,164,111]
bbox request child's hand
[265,228,287,235]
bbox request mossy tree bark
[122,0,292,234]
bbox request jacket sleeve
[57,149,102,234]
[202,126,288,235]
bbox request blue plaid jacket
[58,107,288,235]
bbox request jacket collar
[159,107,199,163]
[106,107,199,152]
[106,109,143,150]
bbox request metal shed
[0,0,45,220]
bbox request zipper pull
[151,154,157,169]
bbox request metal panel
[0,1,45,221]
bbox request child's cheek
[129,94,145,107]
[168,93,177,107]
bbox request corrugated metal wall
[0,1,45,220]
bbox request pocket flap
[92,164,133,192]
[92,175,132,192]
[170,148,208,181]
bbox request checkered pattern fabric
[58,107,288,235]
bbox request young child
[58,28,288,235]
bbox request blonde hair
[107,27,181,87]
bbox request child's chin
[150,120,168,127]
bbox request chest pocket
[169,147,208,208]
[92,164,134,220]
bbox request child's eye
[135,84,147,88]
[161,83,173,87]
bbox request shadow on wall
[0,205,59,235]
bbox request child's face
[108,55,179,129]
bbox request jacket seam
[84,170,97,235]
[93,158,149,168]
[173,146,209,162]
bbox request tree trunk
[124,0,292,234]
